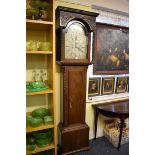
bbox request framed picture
[93,23,129,75]
[115,77,128,93]
[88,78,101,97]
[127,76,129,92]
[101,77,115,95]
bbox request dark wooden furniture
[56,6,98,155]
[92,99,129,150]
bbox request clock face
[65,21,88,59]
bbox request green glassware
[26,116,32,127]
[30,117,43,128]
[33,129,52,138]
[27,144,36,152]
[29,40,40,51]
[32,108,49,118]
[26,81,49,93]
[32,81,47,88]
[33,131,51,139]
[36,138,51,147]
[26,41,31,51]
[27,136,36,145]
[39,42,51,51]
[44,115,53,125]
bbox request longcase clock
[56,6,98,155]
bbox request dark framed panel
[88,78,101,97]
[61,20,91,64]
[56,24,91,66]
[56,6,99,66]
[115,77,128,94]
[93,23,129,74]
[127,76,129,92]
[101,77,115,95]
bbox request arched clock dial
[65,21,88,59]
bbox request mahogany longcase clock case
[56,6,98,155]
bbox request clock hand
[76,46,84,53]
[75,36,78,48]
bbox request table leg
[94,108,99,139]
[117,117,125,150]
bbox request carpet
[72,137,129,155]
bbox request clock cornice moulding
[56,6,99,31]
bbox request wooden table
[92,99,129,150]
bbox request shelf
[26,0,56,154]
[26,51,53,54]
[26,19,53,30]
[26,88,53,96]
[27,143,55,154]
[26,124,54,133]
[26,19,53,25]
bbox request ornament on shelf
[26,0,49,20]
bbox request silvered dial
[65,22,88,59]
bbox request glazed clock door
[58,20,91,65]
[64,21,88,60]
[63,66,87,126]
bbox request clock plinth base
[58,122,90,155]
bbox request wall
[55,0,129,13]
[55,0,129,140]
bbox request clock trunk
[62,66,87,126]
[59,66,89,155]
